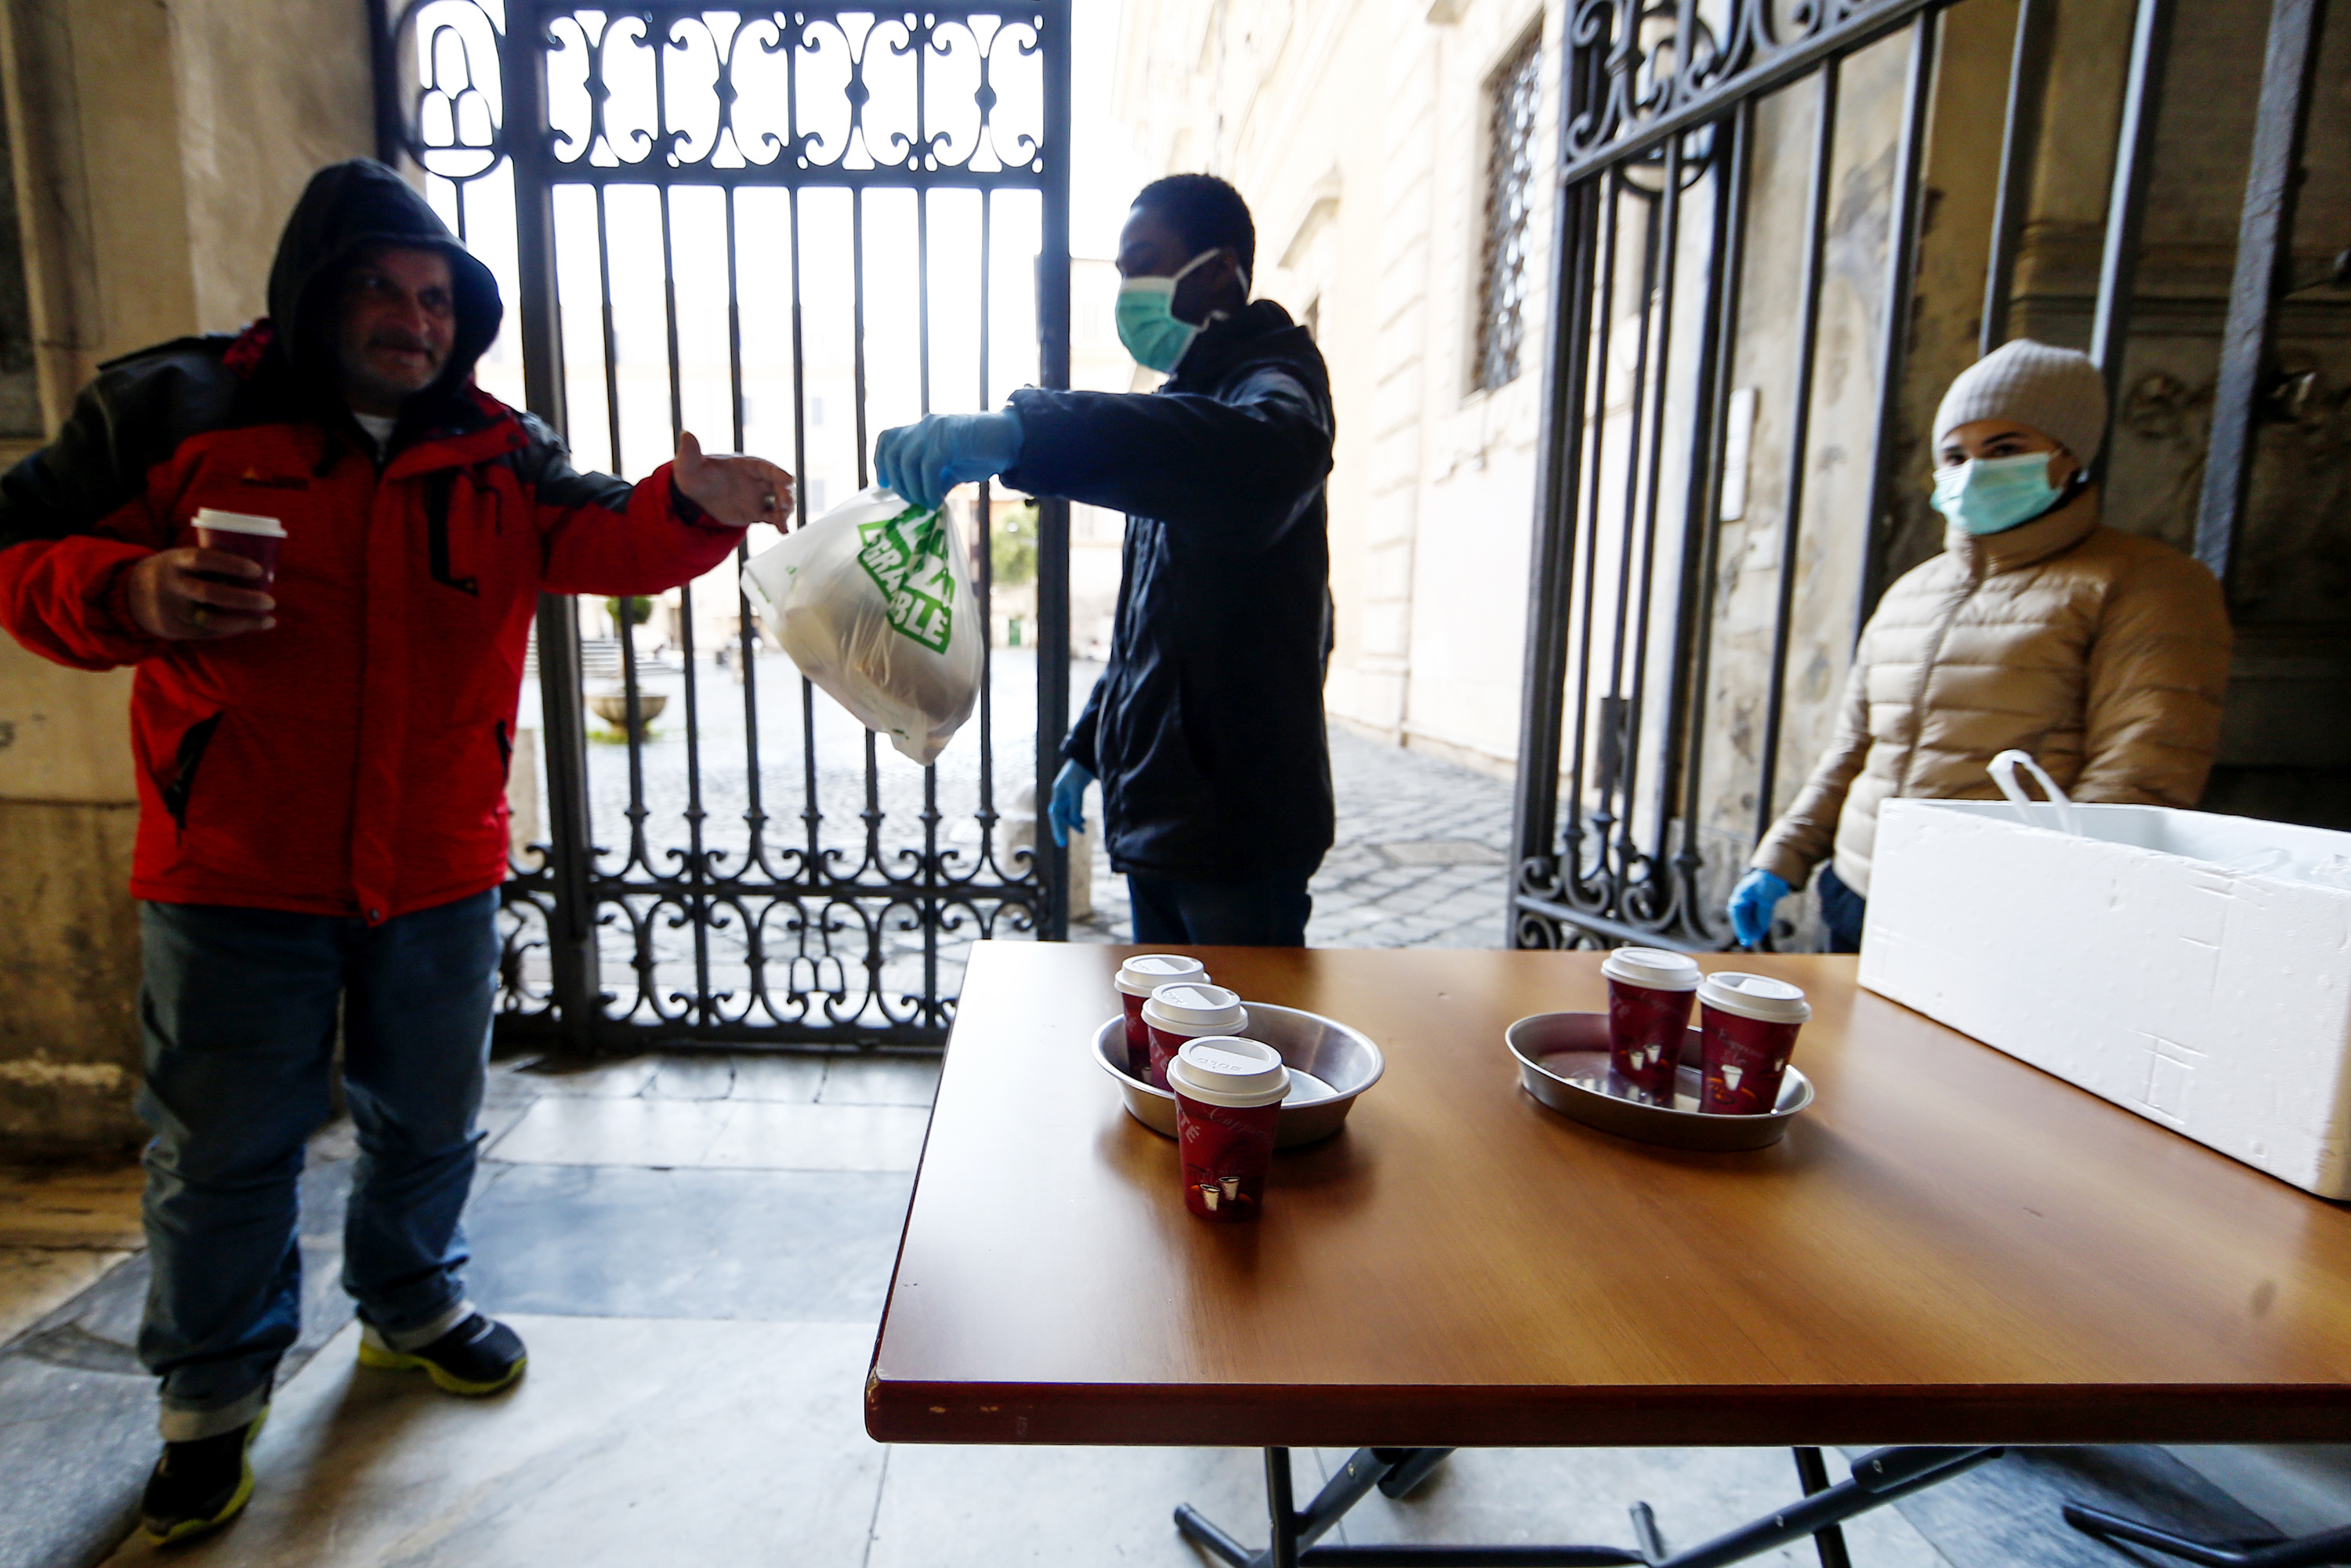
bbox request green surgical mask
[1115,250,1229,374]
[1932,451,2066,536]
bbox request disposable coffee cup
[1115,954,1208,1077]
[1600,947,1700,1104]
[192,508,287,585]
[1140,983,1248,1092]
[1697,972,1810,1115]
[1168,1037,1289,1222]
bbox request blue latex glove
[1047,759,1092,848]
[1727,868,1791,949]
[872,410,1024,512]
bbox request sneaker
[357,1312,527,1396]
[139,1409,266,1544]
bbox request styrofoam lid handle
[1988,749,2079,838]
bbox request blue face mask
[1931,451,2067,536]
[1115,250,1230,373]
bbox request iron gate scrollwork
[375,0,1074,1046]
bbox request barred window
[1475,25,1544,393]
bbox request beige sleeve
[2072,549,2233,806]
[1751,649,1873,885]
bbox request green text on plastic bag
[853,505,957,654]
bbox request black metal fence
[1506,0,2329,951]
[375,1,1073,1047]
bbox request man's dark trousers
[136,889,498,1440]
[1127,869,1313,947]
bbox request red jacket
[0,335,741,923]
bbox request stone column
[0,0,371,1156]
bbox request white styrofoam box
[1860,800,2351,1196]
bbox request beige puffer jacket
[1753,488,2231,896]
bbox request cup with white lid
[192,508,288,585]
[1697,972,1811,1114]
[1140,982,1248,1092]
[1114,954,1208,1077]
[1600,947,1700,1103]
[1168,1037,1290,1221]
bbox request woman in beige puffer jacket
[1730,340,2232,951]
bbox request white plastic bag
[741,486,982,765]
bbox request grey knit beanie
[1932,339,2107,466]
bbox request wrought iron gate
[1506,0,2332,951]
[375,1,1073,1047]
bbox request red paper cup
[193,507,286,585]
[1600,947,1699,1103]
[1139,982,1245,1091]
[1168,1037,1289,1222]
[1697,972,1811,1114]
[1115,954,1208,1079]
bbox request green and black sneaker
[357,1311,527,1396]
[139,1409,266,1544]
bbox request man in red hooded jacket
[0,161,793,1541]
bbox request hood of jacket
[266,159,502,403]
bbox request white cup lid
[192,507,286,538]
[1600,947,1700,991]
[1116,953,1207,997]
[1699,971,1812,1025]
[1168,1036,1290,1107]
[1143,983,1245,1030]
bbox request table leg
[1790,1448,1853,1568]
[1652,1447,2002,1568]
[2063,1502,2351,1567]
[1173,1444,2001,1568]
[1377,1449,1458,1500]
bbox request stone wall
[0,0,372,1157]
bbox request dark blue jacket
[1004,300,1336,880]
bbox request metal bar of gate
[1854,9,1940,633]
[1752,63,1839,854]
[1504,158,1600,941]
[501,2,599,1050]
[2195,0,2330,588]
[1980,0,2056,354]
[1650,100,1750,943]
[1037,3,1074,942]
[2090,0,2179,444]
[1617,136,1686,911]
[1564,179,1621,893]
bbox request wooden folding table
[868,945,2351,1566]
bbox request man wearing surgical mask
[875,173,1335,944]
[1729,339,2230,952]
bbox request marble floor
[6,1048,2345,1568]
[0,1164,145,1347]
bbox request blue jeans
[1128,868,1316,947]
[136,889,498,1439]
[1817,864,1867,954]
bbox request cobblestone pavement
[1070,720,1516,950]
[513,650,1516,1038]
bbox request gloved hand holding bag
[742,486,984,766]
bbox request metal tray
[1093,1003,1384,1149]
[1505,1010,1813,1152]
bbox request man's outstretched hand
[673,432,796,528]
[125,549,276,640]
